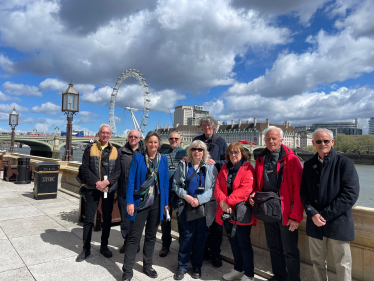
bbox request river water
[3,146,374,208]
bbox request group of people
[77,116,360,281]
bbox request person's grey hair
[199,116,218,130]
[187,140,209,163]
[168,131,180,138]
[144,131,162,146]
[312,128,334,140]
[264,126,283,139]
[99,124,111,132]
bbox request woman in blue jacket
[121,131,169,281]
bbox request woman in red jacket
[214,142,258,281]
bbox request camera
[221,212,235,222]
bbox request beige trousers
[309,236,352,281]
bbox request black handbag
[186,204,205,221]
[252,160,284,222]
[235,202,253,223]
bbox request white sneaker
[240,275,259,281]
[222,269,244,280]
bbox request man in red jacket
[250,126,303,281]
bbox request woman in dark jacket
[214,142,257,281]
[121,131,169,281]
[172,140,218,280]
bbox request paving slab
[21,195,73,206]
[0,205,44,221]
[0,189,19,199]
[10,231,83,266]
[0,215,66,238]
[0,239,25,273]
[49,209,83,230]
[33,201,78,215]
[0,197,31,208]
[0,267,35,281]
[0,227,6,240]
[29,255,123,281]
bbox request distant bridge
[0,135,127,158]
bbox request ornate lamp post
[9,107,19,153]
[61,81,79,161]
[33,128,37,135]
[55,126,59,136]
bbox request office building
[310,118,362,136]
[369,118,374,135]
[174,105,209,127]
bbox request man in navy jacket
[300,128,360,281]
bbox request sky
[0,0,374,136]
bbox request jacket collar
[96,141,112,151]
[258,144,290,162]
[312,147,336,164]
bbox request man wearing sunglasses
[159,131,186,257]
[300,128,360,281]
[117,129,144,254]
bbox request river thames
[4,146,374,208]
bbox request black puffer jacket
[117,141,144,197]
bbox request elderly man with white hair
[300,128,360,281]
[250,126,303,281]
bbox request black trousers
[264,219,300,281]
[122,196,161,280]
[83,189,115,250]
[207,220,223,258]
[118,195,131,243]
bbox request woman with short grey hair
[172,140,218,280]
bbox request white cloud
[39,78,96,94]
[2,81,42,96]
[0,0,291,92]
[216,86,374,134]
[226,29,374,98]
[74,117,95,124]
[0,91,21,102]
[78,111,100,119]
[335,0,374,38]
[0,103,28,113]
[0,54,15,74]
[31,102,61,114]
[202,99,224,117]
[231,0,330,25]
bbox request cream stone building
[156,118,300,148]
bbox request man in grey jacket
[117,129,144,253]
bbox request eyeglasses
[315,140,331,144]
[191,148,203,152]
[169,138,179,141]
[99,131,111,135]
[128,136,139,139]
[228,151,241,156]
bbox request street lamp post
[33,128,37,135]
[9,107,19,153]
[55,126,59,136]
[61,81,79,161]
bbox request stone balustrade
[1,151,373,280]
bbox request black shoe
[76,249,90,262]
[174,270,187,280]
[143,267,158,278]
[211,256,222,268]
[121,273,131,281]
[192,267,201,279]
[100,246,113,258]
[159,246,170,257]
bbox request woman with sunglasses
[214,142,258,281]
[122,131,169,281]
[172,140,218,280]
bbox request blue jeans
[177,209,209,271]
[264,220,300,281]
[223,222,254,278]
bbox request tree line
[305,134,374,154]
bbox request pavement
[0,173,269,281]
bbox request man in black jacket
[117,129,144,253]
[76,124,120,262]
[300,128,360,281]
[193,116,227,268]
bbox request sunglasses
[191,148,203,152]
[128,136,139,139]
[315,140,331,144]
[99,131,111,135]
[228,151,241,156]
[169,138,179,141]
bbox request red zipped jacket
[214,161,257,226]
[255,144,304,225]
